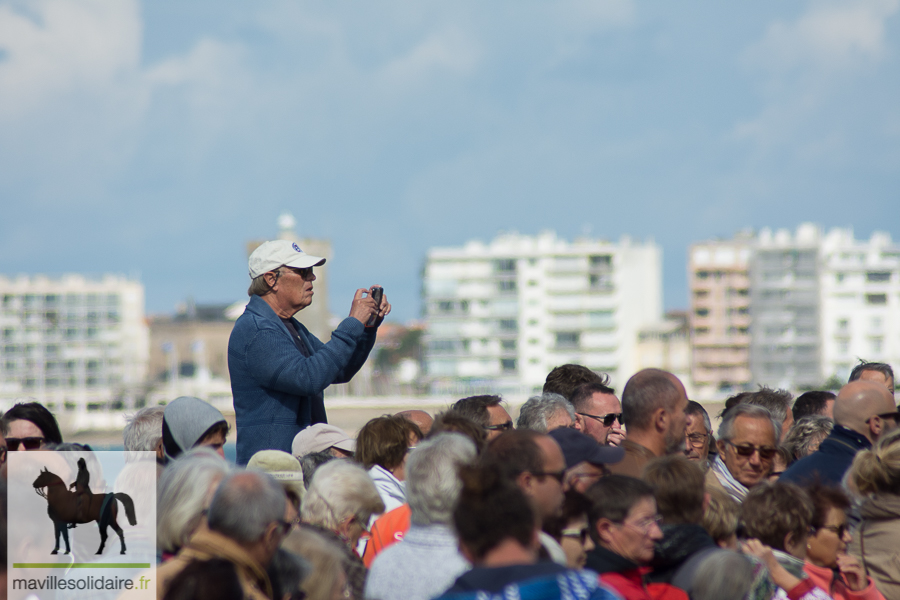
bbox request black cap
[548,427,625,469]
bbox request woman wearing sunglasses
[803,484,885,600]
[3,401,63,451]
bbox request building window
[589,255,612,268]
[555,332,579,348]
[867,272,891,283]
[693,327,709,336]
[866,294,888,305]
[501,340,516,351]
[838,340,849,354]
[695,308,709,317]
[499,319,518,332]
[837,319,849,330]
[697,271,709,279]
[495,259,516,272]
[498,280,517,293]
[501,358,517,372]
[872,338,884,354]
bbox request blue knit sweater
[228,295,377,464]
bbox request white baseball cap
[249,240,326,279]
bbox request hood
[163,396,227,460]
[860,493,900,521]
[650,524,715,571]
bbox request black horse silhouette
[32,467,137,555]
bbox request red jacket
[803,560,886,600]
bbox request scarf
[710,454,749,501]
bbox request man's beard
[663,425,684,455]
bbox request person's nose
[684,436,692,455]
[842,529,852,544]
[649,522,664,541]
[748,450,762,466]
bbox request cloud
[732,0,900,157]
[744,0,898,75]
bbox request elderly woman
[301,459,384,600]
[3,401,63,450]
[741,481,831,600]
[157,448,232,560]
[848,428,900,599]
[355,414,422,513]
[803,485,884,600]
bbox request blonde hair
[850,427,900,496]
[282,528,346,600]
[702,487,740,543]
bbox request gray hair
[299,450,336,488]
[157,448,232,554]
[741,387,793,426]
[408,433,477,526]
[208,470,287,543]
[686,401,711,434]
[301,460,384,530]
[784,415,833,460]
[515,393,575,432]
[718,404,781,443]
[123,406,164,452]
[692,550,755,600]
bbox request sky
[1,0,898,323]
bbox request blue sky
[1,0,898,323]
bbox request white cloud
[744,0,898,74]
[733,0,900,155]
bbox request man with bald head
[781,380,898,486]
[606,368,689,479]
[397,410,433,436]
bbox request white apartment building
[423,231,661,395]
[0,274,149,412]
[820,229,900,383]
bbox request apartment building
[0,274,148,411]
[688,235,753,399]
[820,228,900,383]
[423,231,661,395]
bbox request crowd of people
[0,360,897,600]
[2,244,899,600]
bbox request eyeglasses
[577,412,622,427]
[484,421,514,432]
[685,433,709,448]
[817,523,849,538]
[724,441,777,460]
[7,437,45,451]
[0,446,6,463]
[618,514,663,534]
[533,469,566,484]
[284,266,314,279]
[561,526,590,544]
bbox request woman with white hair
[301,460,384,600]
[157,448,232,560]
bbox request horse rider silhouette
[68,457,91,528]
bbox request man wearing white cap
[229,240,390,464]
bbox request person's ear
[654,407,668,433]
[336,515,355,541]
[870,416,884,439]
[595,518,615,545]
[264,270,279,290]
[574,414,585,431]
[716,438,727,455]
[516,471,534,492]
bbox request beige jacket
[156,527,273,600]
[849,493,900,600]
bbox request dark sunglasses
[484,421,514,432]
[7,437,45,451]
[284,266,314,279]
[561,526,590,544]
[725,441,777,460]
[578,412,622,427]
[533,469,566,484]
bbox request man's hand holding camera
[349,286,391,327]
